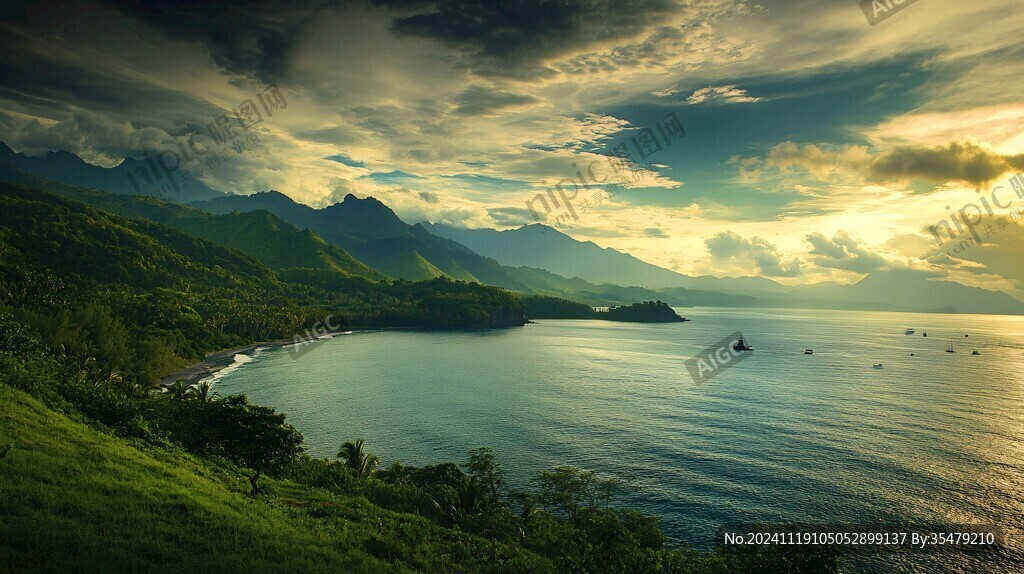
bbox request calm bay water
[215,308,1023,572]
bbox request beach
[157,340,290,387]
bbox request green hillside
[0,181,527,383]
[192,192,528,290]
[164,209,387,281]
[0,166,385,283]
[373,249,449,282]
[0,385,548,573]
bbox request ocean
[214,307,1024,572]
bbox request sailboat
[946,338,956,353]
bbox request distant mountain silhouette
[781,270,1024,315]
[422,223,1024,315]
[420,222,789,293]
[0,142,223,203]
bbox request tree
[163,380,192,400]
[337,439,379,479]
[465,447,504,503]
[189,380,218,403]
[209,396,305,496]
[531,466,593,524]
[531,466,623,525]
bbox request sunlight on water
[215,308,1024,572]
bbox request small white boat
[905,328,915,335]
[873,363,884,369]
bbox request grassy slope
[373,249,451,282]
[0,164,386,283]
[0,386,549,573]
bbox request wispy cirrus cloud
[686,85,762,105]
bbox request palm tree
[163,380,192,400]
[337,439,380,479]
[189,380,218,403]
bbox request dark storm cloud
[0,3,261,161]
[453,85,537,115]
[380,0,680,77]
[97,0,682,83]
[0,23,216,124]
[99,0,339,83]
[869,142,1024,187]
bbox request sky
[1,0,1023,297]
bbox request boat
[972,350,981,356]
[804,349,813,355]
[905,328,915,335]
[873,364,884,369]
[732,336,753,351]
[923,332,927,337]
[946,338,955,353]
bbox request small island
[598,301,688,322]
[522,297,688,323]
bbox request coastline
[158,339,292,387]
[156,323,524,387]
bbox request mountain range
[191,191,531,289]
[0,142,223,203]
[422,222,1024,315]
[2,142,1022,315]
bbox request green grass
[373,250,449,282]
[0,385,551,573]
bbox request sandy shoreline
[157,328,374,387]
[158,339,292,387]
[157,323,528,388]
